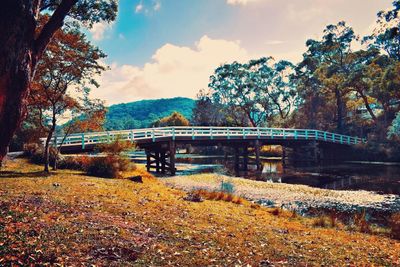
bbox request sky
[87,0,394,105]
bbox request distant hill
[104,97,195,130]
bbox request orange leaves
[30,15,107,134]
[153,111,190,127]
[70,109,106,133]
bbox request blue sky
[88,0,394,105]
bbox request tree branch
[33,0,78,65]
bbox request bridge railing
[43,127,366,149]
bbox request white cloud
[89,22,111,41]
[226,0,262,5]
[135,0,161,14]
[154,1,161,11]
[92,36,257,105]
[135,3,144,13]
[286,4,324,22]
[265,40,285,45]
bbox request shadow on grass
[0,170,51,179]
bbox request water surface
[129,152,400,195]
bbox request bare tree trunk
[44,129,54,173]
[335,88,344,134]
[309,94,318,129]
[53,133,58,171]
[44,110,57,173]
[246,111,257,127]
[0,1,36,165]
[359,91,377,122]
[0,0,76,166]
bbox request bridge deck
[46,127,366,150]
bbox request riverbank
[162,174,400,216]
[1,159,399,265]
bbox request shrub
[84,138,136,178]
[27,145,60,166]
[58,155,91,171]
[389,213,400,240]
[86,155,134,178]
[271,208,281,216]
[96,138,135,156]
[23,143,42,157]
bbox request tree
[298,22,357,133]
[209,61,261,127]
[153,112,190,127]
[364,0,400,61]
[0,0,117,166]
[54,99,106,170]
[192,90,229,126]
[252,58,297,123]
[29,23,106,172]
[293,52,328,129]
[208,57,296,127]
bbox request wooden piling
[161,151,166,174]
[243,146,248,172]
[146,150,151,172]
[234,146,240,175]
[255,140,261,171]
[169,141,176,175]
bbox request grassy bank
[0,159,399,266]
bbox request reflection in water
[129,152,400,195]
[261,161,282,183]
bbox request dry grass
[191,189,245,205]
[312,212,339,229]
[353,210,372,234]
[0,159,399,266]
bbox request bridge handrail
[42,127,366,148]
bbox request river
[129,152,400,196]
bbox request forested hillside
[104,97,195,130]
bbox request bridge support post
[255,140,261,171]
[282,146,287,166]
[146,151,151,172]
[161,151,166,174]
[243,145,248,172]
[169,141,176,176]
[144,142,176,176]
[233,145,251,175]
[234,147,240,175]
[155,151,160,173]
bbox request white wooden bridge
[49,126,366,150]
[47,127,365,175]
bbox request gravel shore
[161,174,400,215]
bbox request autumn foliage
[85,138,136,178]
[152,111,190,127]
